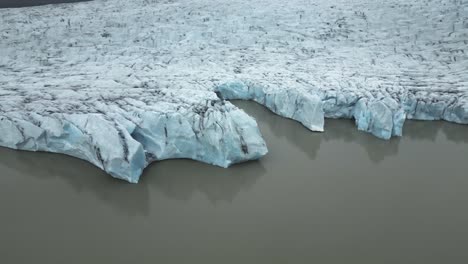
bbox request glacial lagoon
[1,101,468,263]
[1,0,468,262]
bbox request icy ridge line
[216,80,468,140]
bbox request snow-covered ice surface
[1,0,467,182]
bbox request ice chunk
[131,101,267,168]
[216,81,324,132]
[0,89,267,183]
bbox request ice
[216,81,324,132]
[0,0,467,182]
[0,88,268,183]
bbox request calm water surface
[1,101,468,263]
[3,1,468,263]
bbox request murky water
[1,100,468,263]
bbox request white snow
[0,0,467,182]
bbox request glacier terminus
[0,0,467,182]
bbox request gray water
[1,100,468,263]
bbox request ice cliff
[0,0,467,182]
[0,88,268,182]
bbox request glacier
[0,88,268,183]
[0,0,467,182]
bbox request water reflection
[324,119,401,163]
[142,159,265,203]
[233,100,467,163]
[233,101,323,160]
[0,101,467,216]
[440,122,468,144]
[233,100,401,163]
[0,148,150,216]
[0,146,265,215]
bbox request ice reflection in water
[1,101,468,263]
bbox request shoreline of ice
[1,0,467,182]
[0,88,268,183]
[216,80,468,140]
